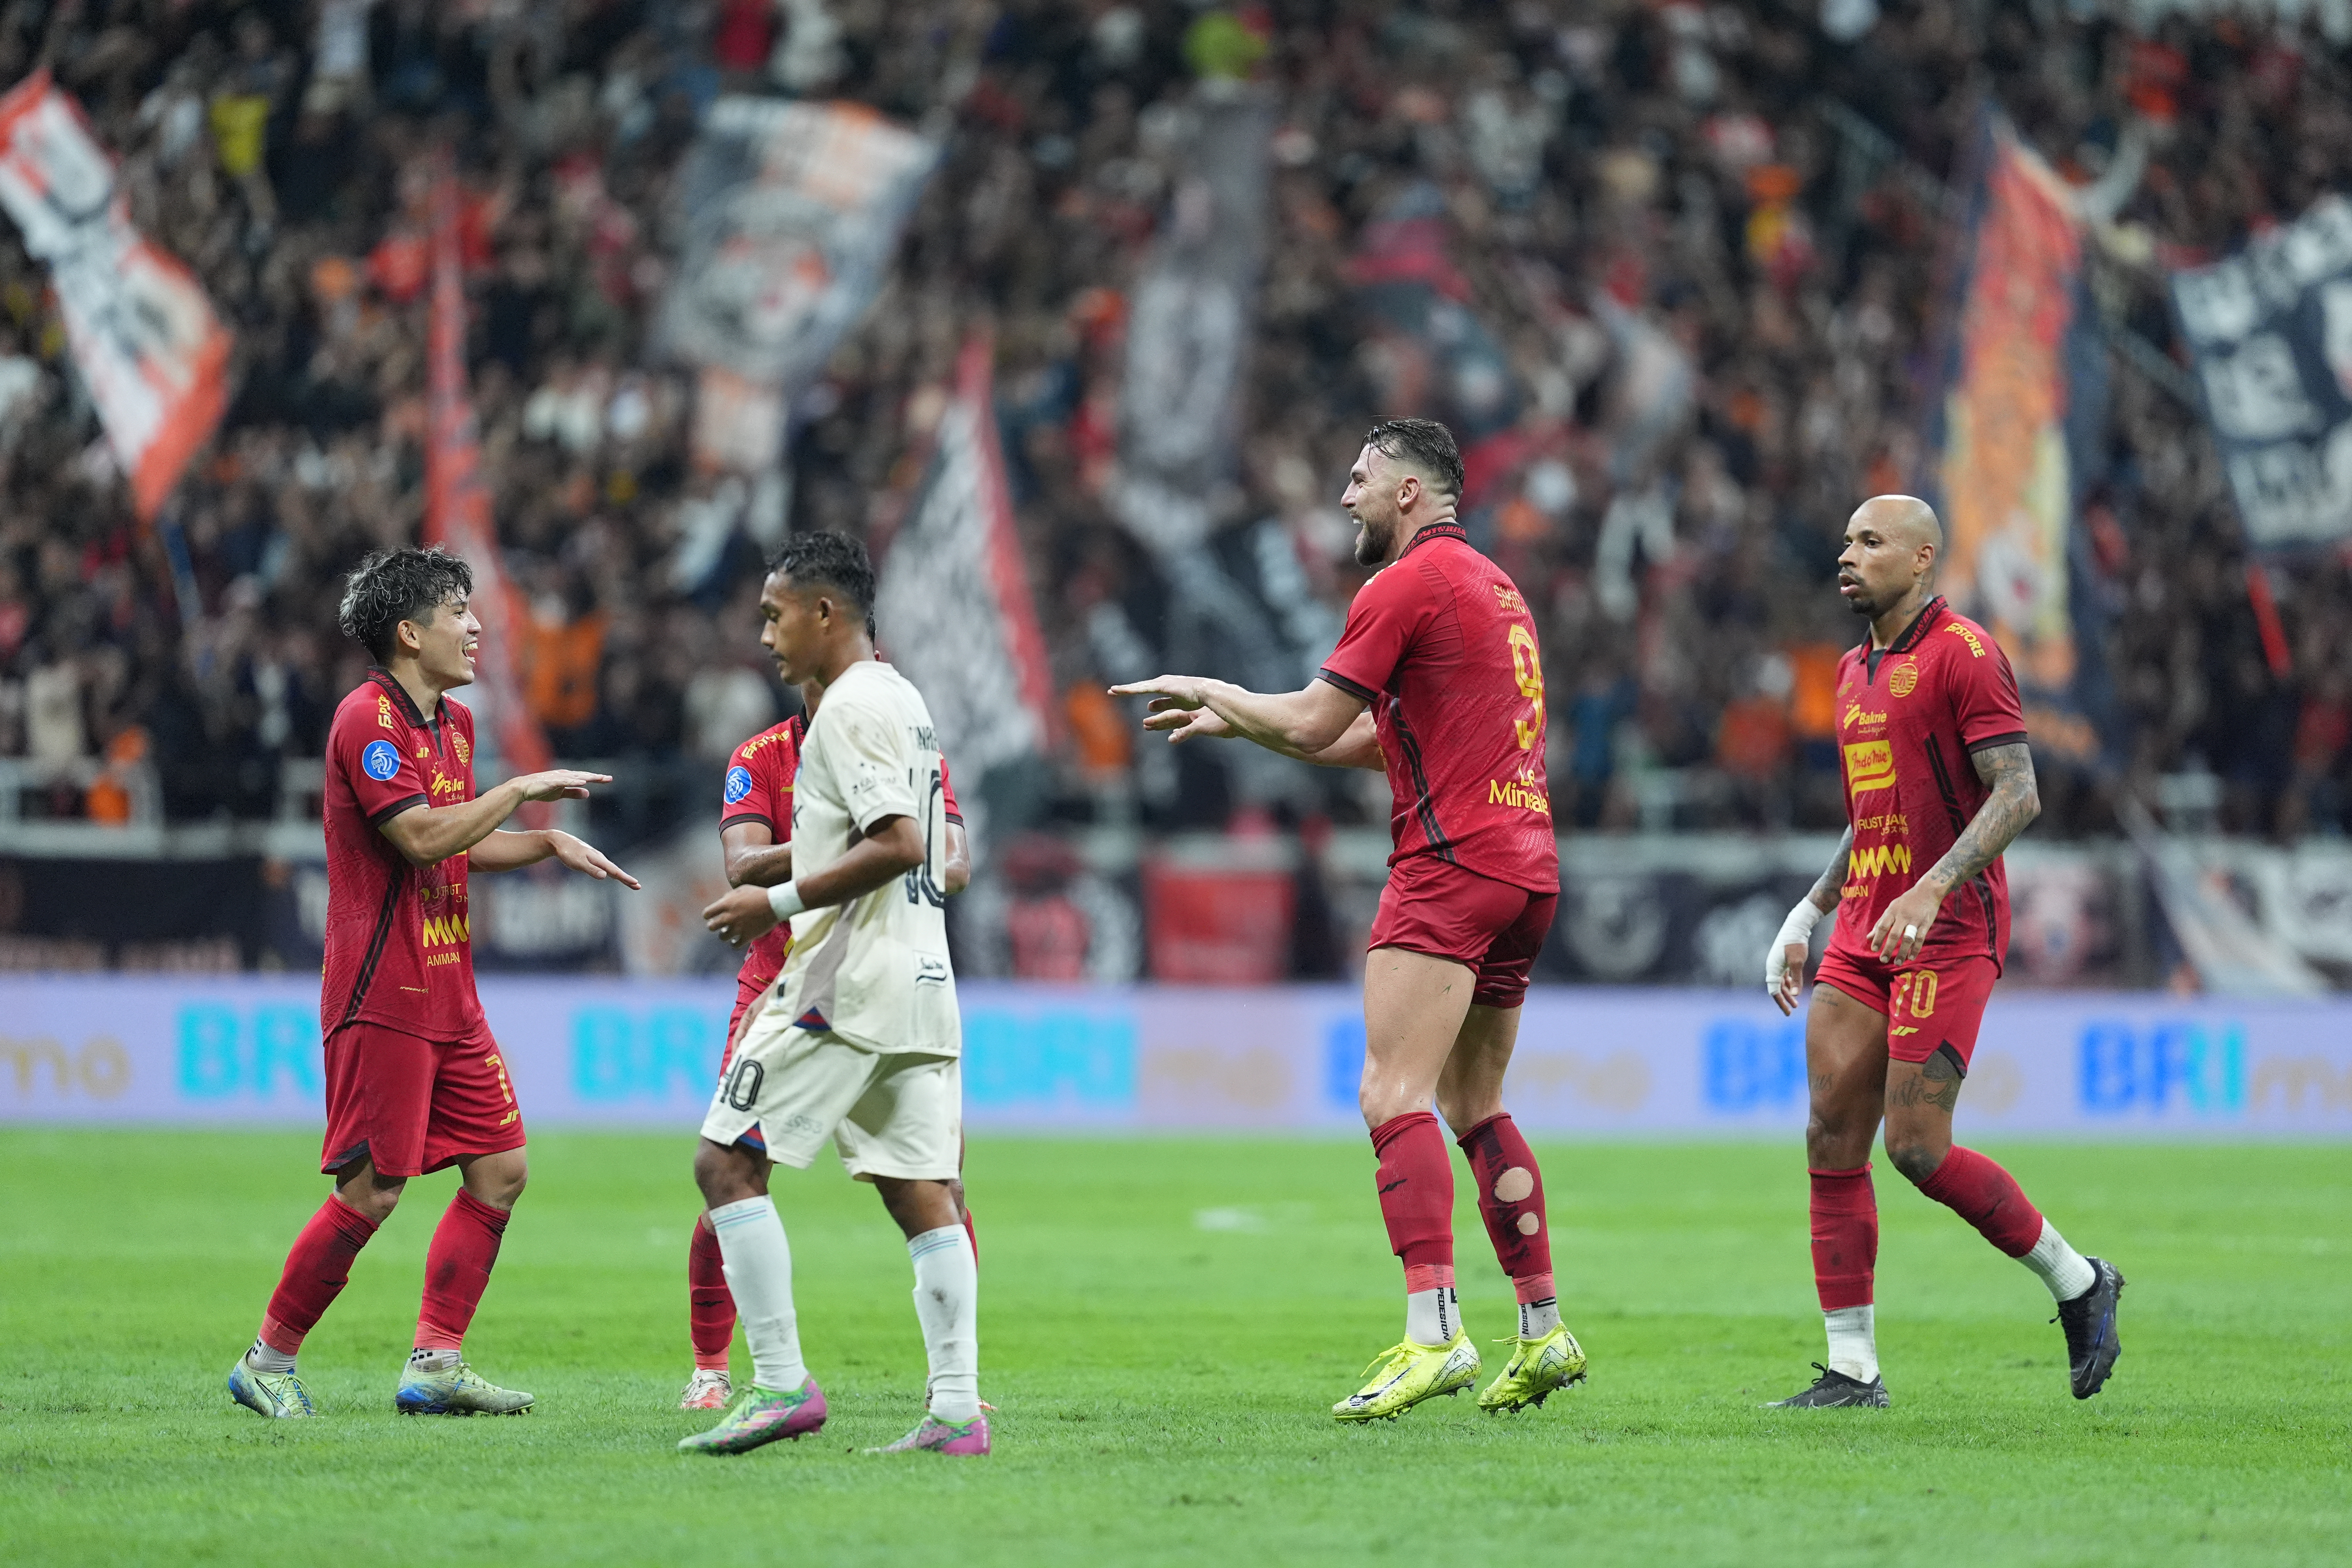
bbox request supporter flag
[872,334,1054,845]
[1926,118,2114,766]
[2171,194,2352,553]
[425,162,554,811]
[1109,88,1274,557]
[658,98,935,397]
[0,71,229,520]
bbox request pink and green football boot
[677,1376,827,1455]
[867,1411,990,1456]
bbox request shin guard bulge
[1370,1111,1455,1290]
[1915,1145,2045,1258]
[415,1189,511,1352]
[1455,1113,1554,1303]
[261,1196,381,1354]
[1809,1165,1878,1311]
[688,1212,735,1371]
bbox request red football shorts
[723,971,775,1075]
[321,1019,526,1178]
[1367,854,1557,1009]
[1813,946,2000,1067]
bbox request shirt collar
[1399,519,1468,560]
[1870,595,1947,657]
[367,665,441,728]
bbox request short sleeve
[1954,636,2028,752]
[940,755,962,825]
[335,704,427,827]
[720,733,780,833]
[829,690,920,832]
[1319,566,1425,703]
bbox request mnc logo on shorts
[361,740,401,781]
[1843,739,1895,795]
[724,766,753,805]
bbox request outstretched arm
[1109,675,1366,757]
[468,828,640,887]
[1142,702,1383,771]
[382,768,614,867]
[1866,742,2039,963]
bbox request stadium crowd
[0,0,2349,844]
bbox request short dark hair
[766,530,876,620]
[338,545,473,661]
[1363,418,1465,501]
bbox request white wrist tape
[1765,899,1825,990]
[766,881,807,922]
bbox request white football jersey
[773,660,960,1056]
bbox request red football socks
[1455,1112,1554,1303]
[1915,1145,2045,1258]
[259,1195,381,1355]
[415,1189,512,1352]
[1370,1111,1455,1289]
[1808,1164,1878,1310]
[687,1212,735,1372]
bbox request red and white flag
[425,160,554,809]
[0,71,229,520]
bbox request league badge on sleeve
[724,766,753,805]
[362,740,402,782]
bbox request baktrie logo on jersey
[1842,701,1887,731]
[428,770,465,799]
[361,739,401,781]
[1843,739,1896,795]
[724,766,753,805]
[1887,661,1920,698]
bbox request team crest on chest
[1887,661,1919,699]
[452,731,470,767]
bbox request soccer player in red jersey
[227,545,639,1420]
[1115,419,1583,1422]
[1763,495,2124,1408]
[678,676,972,1412]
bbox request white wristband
[766,881,807,922]
[1765,898,1825,991]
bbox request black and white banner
[2171,194,2352,551]
[873,334,1055,839]
[657,98,935,395]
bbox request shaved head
[1853,494,1943,554]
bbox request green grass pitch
[2,1131,2345,1566]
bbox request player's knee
[1886,1136,1946,1187]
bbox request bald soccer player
[1762,495,2125,1408]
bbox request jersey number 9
[1508,623,1545,750]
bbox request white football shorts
[700,1012,961,1181]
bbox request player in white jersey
[679,531,985,1459]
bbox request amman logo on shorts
[1888,661,1919,698]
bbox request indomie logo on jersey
[1843,739,1896,795]
[724,766,753,805]
[361,740,401,781]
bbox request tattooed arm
[1768,827,1854,1014]
[1804,826,1855,916]
[1866,741,2040,963]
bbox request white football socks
[246,1338,295,1374]
[1518,1297,1561,1339]
[2019,1218,2097,1302]
[1405,1285,1459,1346]
[708,1196,808,1393]
[1824,1304,1879,1383]
[907,1225,980,1424]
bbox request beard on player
[1350,501,1396,566]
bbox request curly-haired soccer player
[227,545,638,1420]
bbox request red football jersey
[1823,596,2027,969]
[718,714,963,992]
[1319,523,1559,893]
[319,669,486,1042]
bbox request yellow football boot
[1475,1322,1588,1412]
[1332,1333,1481,1423]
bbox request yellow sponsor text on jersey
[1850,842,1913,878]
[421,913,470,947]
[1843,739,1896,795]
[1488,776,1552,815]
